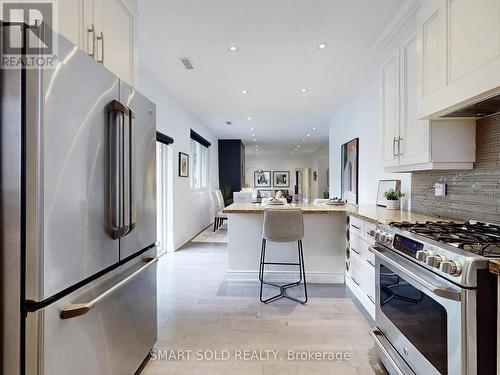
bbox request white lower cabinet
[346,216,376,320]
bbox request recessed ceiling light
[300,88,308,93]
[307,133,310,137]
[252,134,255,137]
[250,127,254,131]
[228,45,239,52]
[317,42,328,50]
[297,145,301,148]
[253,139,256,142]
[241,90,248,94]
[247,116,252,121]
[312,127,316,130]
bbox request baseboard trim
[225,270,345,284]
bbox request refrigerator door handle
[123,107,131,236]
[129,109,136,230]
[108,100,129,239]
[60,255,158,319]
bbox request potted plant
[384,189,405,210]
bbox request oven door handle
[370,245,462,302]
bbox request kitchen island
[222,203,444,283]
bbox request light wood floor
[143,242,387,375]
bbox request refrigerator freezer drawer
[26,248,157,375]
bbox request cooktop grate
[389,221,500,257]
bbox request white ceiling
[138,0,413,156]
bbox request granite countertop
[222,203,449,225]
[489,260,500,276]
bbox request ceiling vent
[226,121,232,125]
[179,58,194,70]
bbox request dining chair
[212,190,227,231]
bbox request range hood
[441,93,500,118]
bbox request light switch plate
[435,183,447,197]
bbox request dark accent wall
[218,140,245,205]
[411,113,500,222]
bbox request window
[156,132,174,252]
[190,130,210,189]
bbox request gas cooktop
[389,220,500,258]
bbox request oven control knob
[439,260,462,276]
[426,255,443,268]
[381,234,393,245]
[416,250,432,262]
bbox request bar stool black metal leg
[259,239,268,302]
[213,218,217,232]
[299,239,308,304]
[259,239,307,304]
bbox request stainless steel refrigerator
[1,23,157,374]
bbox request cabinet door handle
[367,295,375,304]
[393,137,398,158]
[398,137,403,156]
[87,24,95,57]
[351,277,361,287]
[351,224,361,230]
[96,32,104,64]
[351,247,360,255]
[367,259,375,267]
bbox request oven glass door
[379,263,448,374]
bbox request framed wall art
[254,170,271,187]
[341,138,359,204]
[273,171,290,187]
[178,152,189,177]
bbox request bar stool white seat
[259,208,308,304]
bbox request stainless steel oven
[371,244,468,375]
[367,222,497,375]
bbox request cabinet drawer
[349,234,367,260]
[349,216,364,238]
[365,222,376,243]
[350,252,375,303]
[350,233,375,266]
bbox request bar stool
[259,208,308,304]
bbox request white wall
[136,69,219,250]
[245,145,328,199]
[311,144,329,199]
[329,79,411,208]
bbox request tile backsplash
[411,113,500,223]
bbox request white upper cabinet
[381,53,400,168]
[94,0,135,84]
[399,34,430,167]
[380,10,476,172]
[57,0,136,85]
[417,0,500,118]
[58,0,84,48]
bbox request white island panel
[226,213,346,283]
